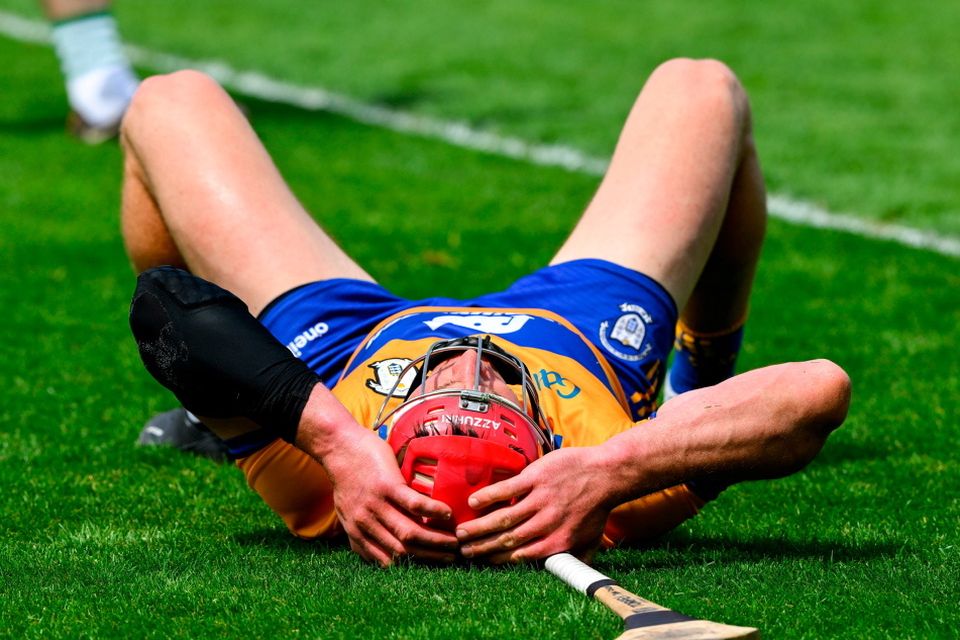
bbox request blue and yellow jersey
[329,306,638,447]
[246,276,703,547]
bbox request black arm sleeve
[129,266,320,443]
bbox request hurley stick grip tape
[545,553,616,594]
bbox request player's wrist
[592,432,655,506]
[293,384,371,464]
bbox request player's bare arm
[129,267,456,567]
[456,360,851,563]
[295,384,458,566]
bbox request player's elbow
[781,359,851,472]
[803,359,852,435]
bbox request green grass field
[1,2,958,638]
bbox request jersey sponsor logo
[366,358,418,397]
[286,322,329,358]
[423,312,533,334]
[599,303,653,362]
[535,368,581,399]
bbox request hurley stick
[545,553,760,640]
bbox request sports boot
[137,408,229,462]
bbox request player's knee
[651,58,744,98]
[648,58,750,128]
[123,70,225,133]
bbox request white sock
[50,13,138,126]
[66,65,139,126]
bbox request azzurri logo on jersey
[599,303,653,362]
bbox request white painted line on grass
[4,10,958,258]
[768,195,960,257]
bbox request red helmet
[375,335,555,528]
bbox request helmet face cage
[374,335,555,454]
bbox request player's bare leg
[551,58,764,316]
[122,71,367,477]
[542,59,768,544]
[119,72,460,566]
[551,58,765,403]
[42,0,109,16]
[120,69,372,316]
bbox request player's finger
[347,528,397,568]
[458,513,545,559]
[484,536,555,565]
[467,474,531,510]
[378,506,459,550]
[355,512,407,563]
[456,500,536,545]
[480,520,603,565]
[390,484,453,521]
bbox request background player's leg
[42,0,139,143]
[550,57,765,319]
[120,70,373,316]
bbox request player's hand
[454,446,616,564]
[321,427,459,567]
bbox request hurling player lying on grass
[124,58,851,566]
